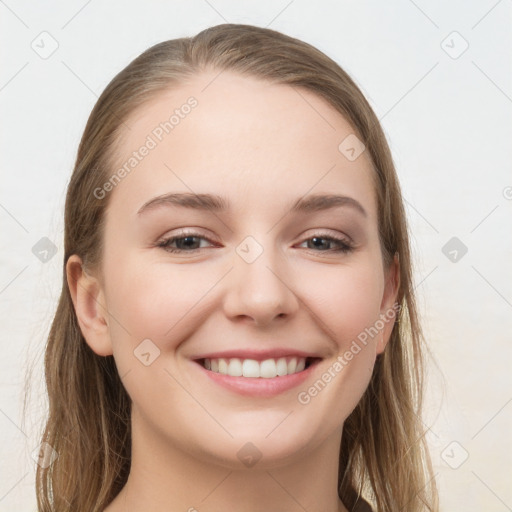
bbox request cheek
[104,254,221,349]
[102,255,216,410]
[293,259,383,409]
[298,257,383,348]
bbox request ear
[376,252,400,355]
[66,254,113,356]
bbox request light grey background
[1,1,511,510]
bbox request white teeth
[202,356,309,378]
[228,358,243,377]
[260,359,277,378]
[218,358,228,375]
[276,357,288,376]
[242,359,260,378]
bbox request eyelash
[156,231,354,255]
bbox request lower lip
[193,360,320,397]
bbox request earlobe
[376,252,400,355]
[66,254,113,356]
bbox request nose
[222,239,299,328]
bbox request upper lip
[192,349,323,362]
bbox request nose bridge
[224,233,298,325]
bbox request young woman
[36,23,439,512]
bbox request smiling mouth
[195,356,321,379]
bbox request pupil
[311,237,328,250]
[178,236,199,249]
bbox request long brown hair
[33,23,439,511]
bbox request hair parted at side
[34,23,439,512]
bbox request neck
[105,412,349,512]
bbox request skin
[67,70,399,512]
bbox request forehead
[106,70,377,221]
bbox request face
[71,70,398,468]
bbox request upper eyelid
[159,229,219,244]
[159,227,351,239]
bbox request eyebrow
[137,192,367,218]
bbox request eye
[156,231,354,254]
[156,232,215,253]
[296,233,354,254]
